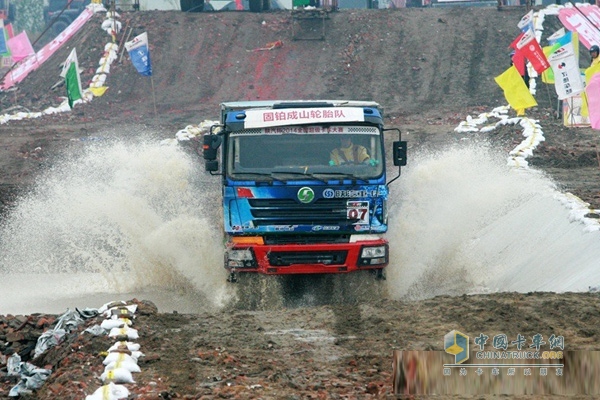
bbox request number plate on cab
[346,201,369,225]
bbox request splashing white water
[385,141,600,300]
[0,135,231,314]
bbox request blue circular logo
[323,188,334,199]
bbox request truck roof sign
[244,107,365,129]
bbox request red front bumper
[225,239,389,275]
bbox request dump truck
[202,100,407,286]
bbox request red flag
[511,50,527,76]
[511,29,550,74]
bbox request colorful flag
[494,65,537,115]
[517,10,534,32]
[511,28,550,74]
[541,44,560,84]
[586,73,600,129]
[125,32,152,76]
[7,31,34,63]
[512,50,527,77]
[61,48,83,108]
[0,27,8,56]
[585,62,600,85]
[547,28,566,45]
[5,23,13,38]
[548,42,584,100]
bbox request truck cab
[203,100,407,282]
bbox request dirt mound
[1,8,534,123]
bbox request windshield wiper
[311,172,366,181]
[231,172,285,183]
[271,171,329,183]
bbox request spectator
[590,45,599,66]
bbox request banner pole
[150,75,158,120]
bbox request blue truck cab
[202,100,407,282]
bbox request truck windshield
[227,126,384,181]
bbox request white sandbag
[108,341,140,352]
[103,352,137,366]
[108,327,138,340]
[85,382,129,400]
[104,359,141,373]
[100,368,135,384]
[100,319,129,330]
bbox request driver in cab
[329,137,372,165]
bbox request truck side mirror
[205,160,219,172]
[203,134,222,161]
[393,141,407,167]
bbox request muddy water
[1,139,599,315]
[0,138,232,314]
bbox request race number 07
[347,201,369,224]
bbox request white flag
[517,10,534,31]
[548,42,584,100]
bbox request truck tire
[262,0,271,10]
[249,0,263,12]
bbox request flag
[512,50,527,76]
[547,28,565,45]
[548,41,584,100]
[61,48,83,108]
[585,62,600,85]
[124,32,152,76]
[0,27,8,56]
[541,44,561,84]
[586,73,600,129]
[7,31,34,63]
[511,28,550,74]
[517,10,534,32]
[494,65,537,115]
[5,23,13,38]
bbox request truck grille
[248,198,351,226]
[264,235,350,245]
[268,250,348,266]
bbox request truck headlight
[226,249,257,268]
[361,246,386,258]
[358,245,388,266]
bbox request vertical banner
[548,42,584,100]
[586,73,600,129]
[124,32,152,76]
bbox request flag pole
[150,74,158,121]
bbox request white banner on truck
[244,107,365,128]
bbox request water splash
[385,141,600,300]
[0,133,231,314]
